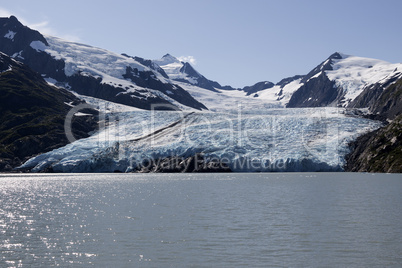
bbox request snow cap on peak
[155,53,181,66]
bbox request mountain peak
[162,53,173,58]
[329,52,342,60]
[329,52,349,60]
[9,15,19,23]
[156,53,180,66]
[0,15,23,29]
[162,53,178,60]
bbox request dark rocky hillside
[350,75,402,120]
[0,53,97,171]
[345,78,402,173]
[345,114,402,173]
[287,53,344,107]
[0,16,67,81]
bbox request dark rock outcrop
[287,73,339,107]
[0,16,67,81]
[287,53,344,107]
[242,81,274,96]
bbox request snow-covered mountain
[0,16,206,111]
[250,52,402,109]
[153,54,235,92]
[155,51,402,113]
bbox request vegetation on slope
[0,54,96,171]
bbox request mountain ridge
[0,16,206,111]
[2,15,401,113]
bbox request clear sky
[1,0,402,88]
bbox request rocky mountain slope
[350,73,402,120]
[344,78,402,172]
[0,52,97,171]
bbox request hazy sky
[1,0,402,87]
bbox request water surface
[0,173,401,267]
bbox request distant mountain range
[0,15,401,172]
[2,15,401,113]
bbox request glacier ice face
[19,107,382,173]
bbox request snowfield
[253,78,304,106]
[176,82,283,112]
[42,36,148,79]
[326,53,402,105]
[20,107,381,172]
[33,36,196,109]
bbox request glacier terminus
[20,101,381,172]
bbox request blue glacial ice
[20,107,382,172]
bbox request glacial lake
[0,173,401,267]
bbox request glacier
[19,105,382,173]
